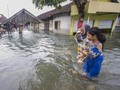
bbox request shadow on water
[0,30,120,90]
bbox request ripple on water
[0,31,120,90]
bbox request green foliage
[32,0,67,9]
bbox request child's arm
[82,49,89,56]
[76,53,84,59]
[76,49,89,59]
[89,44,102,59]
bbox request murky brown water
[0,30,120,90]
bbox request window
[98,20,113,29]
[54,21,60,30]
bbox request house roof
[2,9,42,25]
[37,2,73,20]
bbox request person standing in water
[81,27,106,79]
[75,24,90,63]
[71,24,90,74]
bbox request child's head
[87,27,106,44]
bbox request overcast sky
[0,0,71,18]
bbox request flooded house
[38,1,120,35]
[1,9,43,34]
[70,0,120,35]
[37,3,72,35]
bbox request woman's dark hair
[88,27,106,50]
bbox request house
[70,0,120,35]
[37,2,73,35]
[1,9,43,33]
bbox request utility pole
[7,4,9,18]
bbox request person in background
[81,27,106,79]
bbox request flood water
[0,30,120,90]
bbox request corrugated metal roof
[37,2,73,20]
[2,9,42,25]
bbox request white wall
[53,15,71,35]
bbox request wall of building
[52,15,71,35]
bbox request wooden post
[19,24,23,34]
[19,27,22,34]
[38,23,39,32]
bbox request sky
[0,0,71,18]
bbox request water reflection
[0,31,120,90]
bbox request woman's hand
[76,53,85,59]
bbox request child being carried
[77,39,90,63]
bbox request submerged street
[0,30,120,90]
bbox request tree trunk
[73,0,87,29]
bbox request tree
[32,0,87,29]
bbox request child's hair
[88,27,106,50]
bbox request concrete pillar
[70,17,74,35]
[87,15,90,25]
[94,18,98,27]
[111,14,119,33]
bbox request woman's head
[78,24,90,35]
[87,27,106,44]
